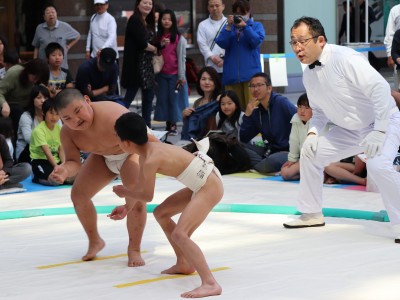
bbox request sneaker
[283,213,325,228]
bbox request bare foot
[127,250,145,267]
[181,283,222,298]
[82,238,105,261]
[161,264,195,275]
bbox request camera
[233,15,243,24]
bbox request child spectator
[281,93,312,181]
[29,99,65,185]
[109,112,223,298]
[216,90,244,138]
[281,93,367,185]
[45,42,74,98]
[154,9,189,135]
[0,133,31,190]
[16,84,52,163]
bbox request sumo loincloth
[103,153,130,175]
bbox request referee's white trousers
[297,111,400,225]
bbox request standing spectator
[0,34,8,80]
[359,0,376,43]
[121,0,157,127]
[384,4,400,70]
[30,99,65,186]
[32,4,80,70]
[154,9,188,135]
[338,1,355,44]
[75,48,119,102]
[197,0,227,75]
[282,17,400,245]
[86,0,119,61]
[0,133,31,190]
[45,42,74,98]
[16,84,52,163]
[0,59,49,142]
[240,72,296,174]
[215,0,264,109]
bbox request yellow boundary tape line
[37,251,148,270]
[114,267,230,288]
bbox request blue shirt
[240,92,297,152]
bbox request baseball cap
[94,0,108,4]
[99,48,116,70]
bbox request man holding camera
[216,0,265,109]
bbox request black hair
[217,90,242,128]
[232,0,250,15]
[27,84,50,119]
[45,42,64,58]
[157,9,179,43]
[0,34,9,54]
[250,72,272,86]
[43,2,57,14]
[297,93,310,107]
[291,16,328,43]
[3,49,19,66]
[196,66,222,100]
[115,112,148,145]
[42,98,57,118]
[0,117,14,139]
[19,58,49,86]
[53,88,85,112]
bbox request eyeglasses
[297,105,311,110]
[248,83,267,89]
[289,36,319,48]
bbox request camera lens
[234,15,241,24]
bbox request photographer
[216,0,265,109]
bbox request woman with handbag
[153,9,189,135]
[121,0,157,127]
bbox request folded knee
[171,228,188,245]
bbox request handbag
[152,54,164,74]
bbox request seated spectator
[29,99,66,185]
[215,90,244,138]
[0,58,49,141]
[75,47,119,102]
[45,42,74,98]
[240,72,297,174]
[181,66,221,140]
[0,117,15,158]
[281,93,313,181]
[324,155,367,185]
[0,133,31,190]
[281,93,367,185]
[16,84,52,163]
[0,34,8,80]
[3,49,20,72]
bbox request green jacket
[0,65,32,109]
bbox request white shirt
[303,44,397,135]
[86,11,119,58]
[384,4,400,56]
[197,15,227,73]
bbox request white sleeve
[197,22,213,63]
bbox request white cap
[94,0,108,4]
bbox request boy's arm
[58,145,65,164]
[41,144,58,167]
[48,129,81,184]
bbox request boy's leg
[153,187,194,273]
[120,154,146,267]
[162,173,224,298]
[71,154,116,260]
